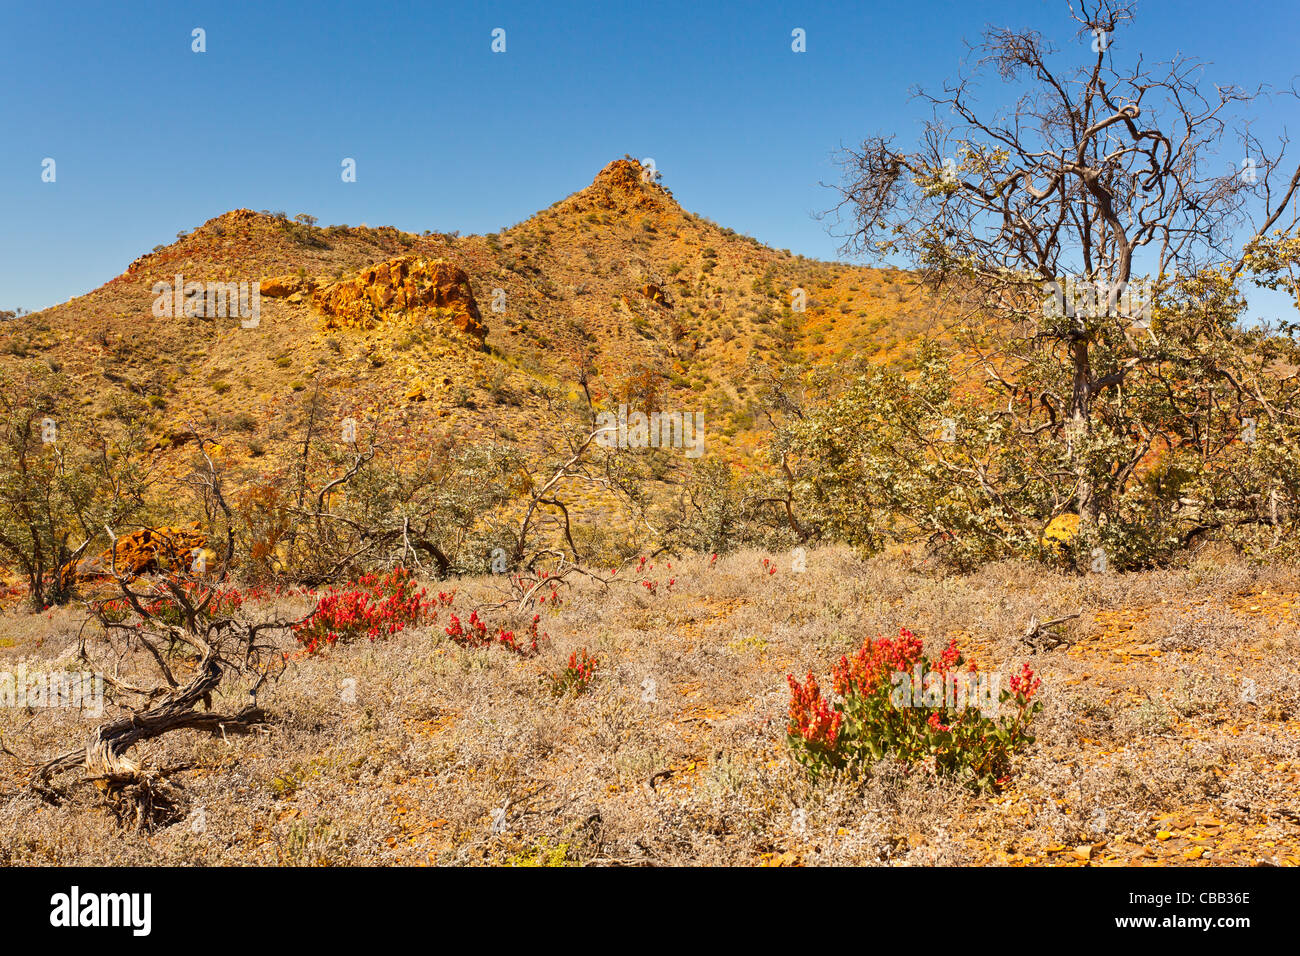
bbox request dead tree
[832,0,1300,530]
[31,436,306,828]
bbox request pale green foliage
[0,365,148,606]
[768,270,1300,571]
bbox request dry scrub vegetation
[2,546,1297,866]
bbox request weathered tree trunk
[1069,334,1100,525]
[31,654,264,791]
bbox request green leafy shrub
[786,628,1042,791]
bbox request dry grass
[2,546,1298,866]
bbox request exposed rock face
[587,159,669,212]
[310,256,487,347]
[260,275,309,297]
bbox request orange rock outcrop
[310,256,487,346]
[66,524,208,584]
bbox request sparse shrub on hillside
[228,411,258,432]
[487,366,517,405]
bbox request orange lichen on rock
[67,523,207,583]
[310,256,487,346]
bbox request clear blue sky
[2,0,1297,317]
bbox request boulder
[149,429,198,452]
[639,283,670,306]
[260,275,305,297]
[64,523,208,585]
[1042,514,1080,555]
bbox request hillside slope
[0,159,943,483]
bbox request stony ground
[1,546,1297,866]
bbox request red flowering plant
[546,647,599,698]
[292,566,450,653]
[95,582,256,629]
[445,609,543,657]
[786,627,1042,791]
[620,555,675,596]
[96,597,132,624]
[639,576,676,595]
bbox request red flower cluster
[444,610,491,648]
[491,612,544,657]
[639,577,676,595]
[548,646,599,697]
[761,557,777,576]
[622,554,676,596]
[293,567,444,653]
[786,672,843,750]
[832,627,925,697]
[445,610,541,657]
[567,648,597,680]
[207,586,252,615]
[1008,662,1041,699]
[511,570,563,609]
[786,627,1044,791]
[95,580,293,627]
